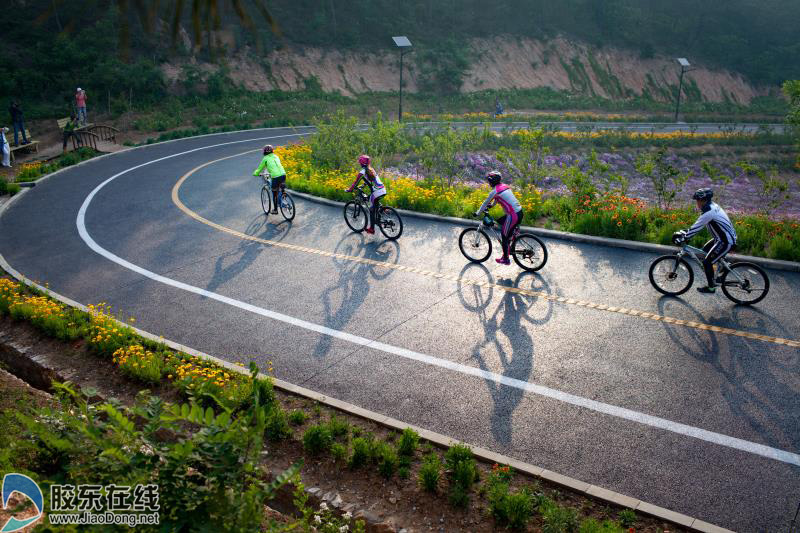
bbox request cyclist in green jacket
[252,145,286,213]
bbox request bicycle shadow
[206,214,292,293]
[656,296,800,450]
[309,232,400,360]
[458,264,554,445]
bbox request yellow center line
[171,154,800,350]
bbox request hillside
[168,36,766,104]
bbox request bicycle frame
[675,244,743,285]
[472,213,518,246]
[262,173,286,206]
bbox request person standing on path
[1,127,11,168]
[9,102,29,146]
[75,88,87,126]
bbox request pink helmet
[358,154,370,167]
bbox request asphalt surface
[1,128,798,532]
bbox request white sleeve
[685,211,713,239]
[478,190,497,213]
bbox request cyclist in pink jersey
[475,171,523,265]
[345,154,386,235]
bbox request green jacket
[252,153,285,178]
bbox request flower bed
[278,143,800,262]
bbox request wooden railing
[70,131,101,151]
[85,124,119,143]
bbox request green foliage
[15,148,99,183]
[418,453,442,493]
[782,80,800,166]
[577,518,626,533]
[415,39,471,94]
[288,408,308,425]
[349,436,371,469]
[445,443,478,508]
[736,161,792,215]
[487,480,535,530]
[9,375,300,532]
[496,128,550,187]
[418,125,488,188]
[397,427,420,457]
[375,442,399,479]
[635,148,689,210]
[326,414,350,439]
[330,442,348,463]
[303,424,333,455]
[265,405,292,441]
[310,110,361,170]
[540,498,580,533]
[617,509,637,528]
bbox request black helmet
[263,144,274,155]
[486,171,502,186]
[692,188,713,201]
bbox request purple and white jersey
[478,184,521,215]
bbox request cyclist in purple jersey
[345,154,386,234]
[475,171,524,265]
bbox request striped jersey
[685,202,737,244]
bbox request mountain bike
[343,186,403,240]
[458,212,548,271]
[648,240,769,305]
[261,173,295,221]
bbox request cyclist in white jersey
[345,154,386,235]
[475,171,523,265]
[674,188,738,294]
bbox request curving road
[1,128,798,532]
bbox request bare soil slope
[163,36,768,103]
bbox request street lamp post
[674,58,694,122]
[392,36,412,122]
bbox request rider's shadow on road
[310,233,400,360]
[657,296,800,451]
[459,264,554,445]
[206,214,292,293]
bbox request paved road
[1,128,798,532]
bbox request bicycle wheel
[648,255,693,296]
[512,233,548,272]
[343,201,367,233]
[260,185,272,215]
[458,228,492,263]
[377,206,403,240]
[721,262,769,305]
[279,191,295,221]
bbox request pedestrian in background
[1,127,11,167]
[62,114,78,153]
[9,102,29,146]
[75,88,87,126]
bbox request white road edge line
[75,135,800,468]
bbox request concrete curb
[0,129,735,532]
[288,190,800,273]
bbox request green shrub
[444,443,474,471]
[349,437,370,469]
[265,405,292,441]
[617,509,636,528]
[330,442,348,463]
[327,414,349,439]
[302,424,333,455]
[540,500,579,533]
[418,453,441,493]
[488,482,534,530]
[288,409,308,426]
[398,466,410,479]
[397,427,419,457]
[376,443,398,479]
[449,482,470,508]
[578,518,626,533]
